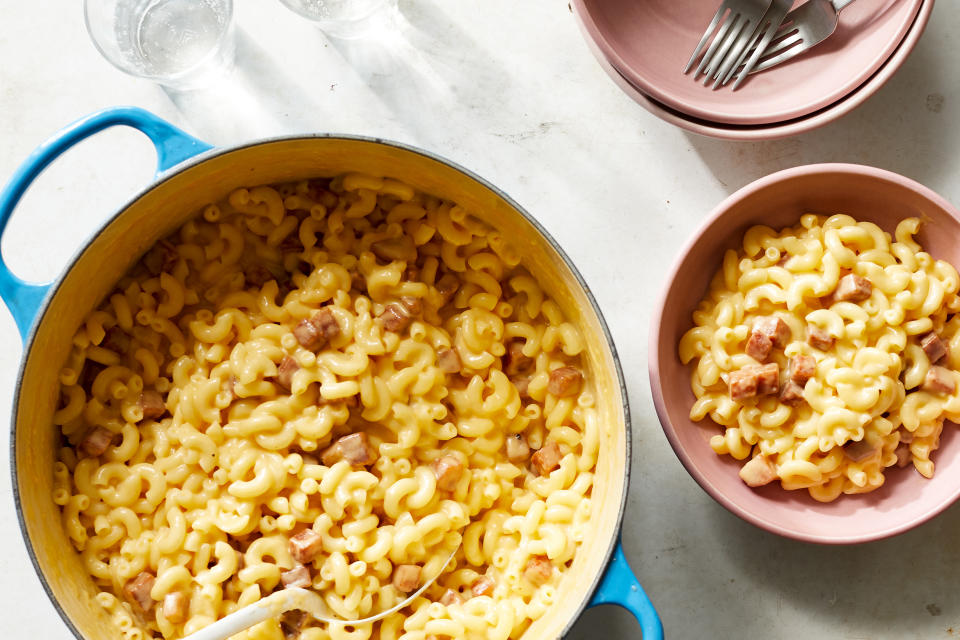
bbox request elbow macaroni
[54,174,597,639]
[680,214,960,502]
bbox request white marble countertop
[2,1,959,638]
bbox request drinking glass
[84,0,236,88]
[277,0,399,39]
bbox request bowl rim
[578,0,923,126]
[571,0,934,140]
[648,162,960,544]
[9,133,633,637]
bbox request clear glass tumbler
[84,0,236,88]
[277,0,399,39]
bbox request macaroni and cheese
[52,174,599,639]
[679,214,960,502]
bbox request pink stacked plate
[573,0,933,140]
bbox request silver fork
[735,0,861,81]
[683,0,774,83]
[717,0,793,90]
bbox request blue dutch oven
[1,107,662,639]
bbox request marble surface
[1,1,959,638]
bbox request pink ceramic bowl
[573,0,933,140]
[574,0,921,125]
[650,164,960,544]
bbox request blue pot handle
[0,106,212,341]
[588,538,664,639]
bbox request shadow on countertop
[322,0,517,156]
[684,24,956,198]
[591,484,960,639]
[159,29,334,144]
[710,495,960,638]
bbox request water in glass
[117,0,233,84]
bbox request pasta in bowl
[2,109,659,640]
[679,214,960,503]
[651,164,960,543]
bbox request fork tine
[765,26,800,52]
[694,13,736,78]
[703,15,749,86]
[749,35,806,74]
[721,21,772,90]
[729,2,793,90]
[684,5,728,73]
[713,16,764,88]
[695,12,739,78]
[729,40,765,88]
[725,28,803,84]
[772,17,796,36]
[718,21,762,86]
[704,19,756,89]
[756,31,803,63]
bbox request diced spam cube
[289,529,323,564]
[277,356,299,391]
[400,296,422,316]
[922,366,956,394]
[778,380,806,406]
[162,591,188,624]
[293,309,340,351]
[124,572,156,613]
[380,303,412,333]
[788,355,816,386]
[745,331,773,362]
[321,432,377,467]
[754,316,791,348]
[139,390,166,421]
[280,564,312,589]
[547,367,582,397]
[729,367,759,400]
[280,610,306,640]
[844,439,878,462]
[834,274,873,302]
[392,564,421,592]
[739,455,777,487]
[504,340,533,376]
[437,348,461,374]
[471,576,495,597]
[531,441,562,476]
[80,427,114,457]
[921,332,948,364]
[293,318,322,351]
[807,324,835,351]
[433,455,463,492]
[756,363,779,396]
[523,555,553,587]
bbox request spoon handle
[181,597,278,640]
[181,548,458,640]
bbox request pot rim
[9,132,632,637]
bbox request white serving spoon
[181,550,457,640]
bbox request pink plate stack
[573,0,933,140]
